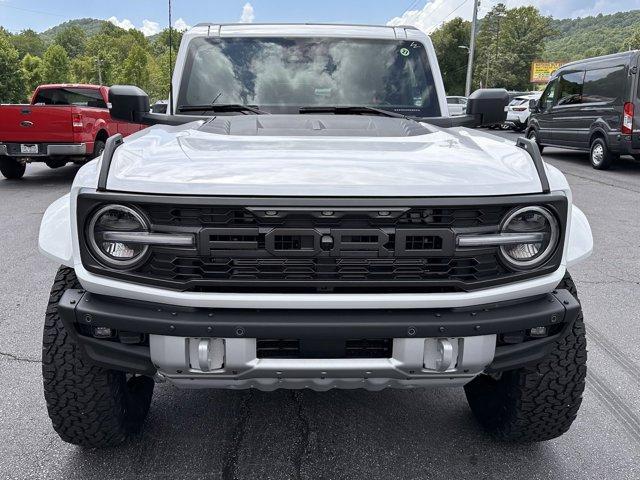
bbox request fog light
[92,326,114,339]
[528,326,548,337]
[188,338,225,372]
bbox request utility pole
[465,0,480,96]
[95,57,103,85]
[168,0,174,115]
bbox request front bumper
[0,142,86,157]
[57,288,581,390]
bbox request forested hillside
[544,10,640,61]
[39,18,108,43]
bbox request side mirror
[109,85,150,123]
[466,88,509,127]
[529,98,539,112]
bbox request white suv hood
[105,122,543,197]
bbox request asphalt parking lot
[1,129,639,480]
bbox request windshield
[178,37,441,117]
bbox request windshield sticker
[314,88,332,97]
[400,48,410,57]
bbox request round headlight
[499,206,559,269]
[87,204,150,268]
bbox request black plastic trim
[59,289,578,341]
[56,288,580,374]
[516,137,550,194]
[96,134,124,191]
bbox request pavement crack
[291,391,311,480]
[221,391,252,480]
[0,351,41,363]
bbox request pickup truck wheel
[0,157,26,179]
[526,129,544,153]
[590,137,617,170]
[464,273,586,442]
[45,159,67,169]
[91,140,106,160]
[42,266,154,448]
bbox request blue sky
[2,0,640,35]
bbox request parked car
[446,95,467,116]
[151,99,169,114]
[0,84,145,179]
[506,92,542,131]
[39,23,592,448]
[527,50,640,169]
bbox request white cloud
[388,0,640,34]
[108,16,136,31]
[388,0,478,33]
[173,17,191,31]
[240,2,255,23]
[108,16,185,37]
[140,19,161,36]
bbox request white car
[38,23,592,448]
[446,95,467,116]
[506,92,542,131]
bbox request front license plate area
[20,144,38,154]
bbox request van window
[556,71,584,106]
[539,79,558,111]
[583,66,626,104]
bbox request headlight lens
[87,204,149,268]
[499,206,559,269]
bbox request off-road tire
[526,128,544,153]
[590,137,617,170]
[464,272,586,442]
[0,157,26,179]
[42,266,154,448]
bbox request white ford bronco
[39,23,593,448]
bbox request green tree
[10,29,46,58]
[148,49,175,102]
[54,26,87,58]
[70,55,99,84]
[118,45,150,90]
[475,4,554,90]
[22,53,44,97]
[431,18,471,95]
[42,44,71,83]
[152,27,183,56]
[0,35,26,102]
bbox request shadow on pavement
[0,164,81,190]
[63,386,561,480]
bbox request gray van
[527,51,640,170]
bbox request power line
[0,3,67,18]
[399,0,425,17]
[428,0,472,32]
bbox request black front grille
[256,338,393,359]
[143,254,504,283]
[145,205,508,229]
[77,193,568,293]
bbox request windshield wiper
[299,106,409,119]
[177,104,267,114]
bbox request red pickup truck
[0,84,145,179]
